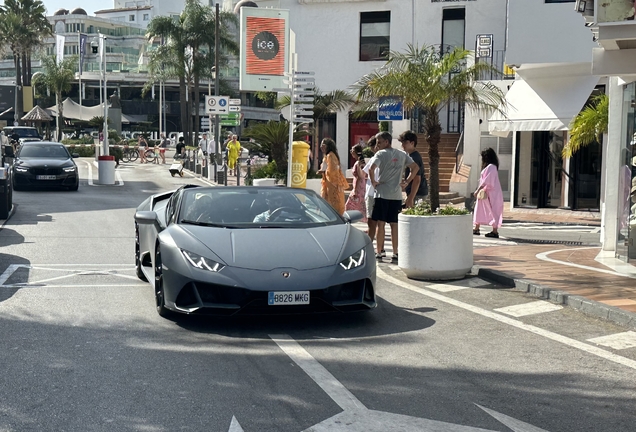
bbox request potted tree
[353,44,506,280]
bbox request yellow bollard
[291,141,310,188]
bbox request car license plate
[36,175,56,180]
[268,291,310,305]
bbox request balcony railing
[476,50,515,81]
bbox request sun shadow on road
[174,297,436,340]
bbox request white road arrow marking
[270,334,550,431]
[228,416,244,432]
[476,405,549,432]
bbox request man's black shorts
[371,198,402,223]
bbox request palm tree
[146,14,189,144]
[0,0,51,121]
[183,2,238,141]
[353,44,506,212]
[145,0,239,145]
[277,89,355,171]
[242,120,309,173]
[562,94,608,158]
[33,55,78,141]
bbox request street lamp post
[13,81,19,126]
[101,34,109,156]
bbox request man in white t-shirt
[362,137,379,241]
[367,131,419,262]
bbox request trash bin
[216,167,226,184]
[291,141,310,188]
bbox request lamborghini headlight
[181,249,224,272]
[339,249,365,270]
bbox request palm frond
[563,94,608,157]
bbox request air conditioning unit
[575,0,595,18]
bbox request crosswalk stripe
[587,331,636,350]
[494,300,563,317]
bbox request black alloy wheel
[135,224,147,282]
[154,245,170,317]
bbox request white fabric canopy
[47,98,106,121]
[488,75,600,135]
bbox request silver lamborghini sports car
[134,185,376,317]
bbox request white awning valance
[488,75,600,135]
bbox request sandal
[484,231,499,238]
[473,229,480,235]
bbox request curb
[475,266,636,331]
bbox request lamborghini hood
[180,225,350,270]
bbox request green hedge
[64,144,123,162]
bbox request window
[359,11,390,62]
[143,13,149,21]
[129,14,135,21]
[442,8,465,50]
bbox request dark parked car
[12,141,80,191]
[134,185,376,317]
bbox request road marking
[588,331,636,350]
[266,334,550,431]
[0,264,139,288]
[475,405,549,432]
[494,301,563,317]
[427,283,469,293]
[377,267,636,371]
[85,161,124,186]
[536,247,636,279]
[270,334,365,412]
[228,416,244,432]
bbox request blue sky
[0,0,110,15]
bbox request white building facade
[228,0,509,172]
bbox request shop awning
[47,98,106,121]
[488,75,600,135]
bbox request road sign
[229,106,241,112]
[229,98,241,106]
[220,112,240,120]
[205,95,229,114]
[220,120,240,127]
[294,104,314,110]
[293,77,315,83]
[378,96,404,121]
[293,116,314,123]
[294,97,314,103]
[294,90,314,96]
[294,111,314,117]
[294,71,314,76]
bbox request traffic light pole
[213,2,220,183]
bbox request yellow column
[291,141,310,188]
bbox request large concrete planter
[397,213,473,280]
[305,178,322,195]
[253,178,278,186]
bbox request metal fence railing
[476,50,515,81]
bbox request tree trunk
[194,72,200,143]
[425,112,442,212]
[13,54,23,125]
[56,92,63,142]
[179,75,188,145]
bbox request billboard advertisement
[240,7,289,92]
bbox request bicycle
[121,146,139,163]
[143,148,158,164]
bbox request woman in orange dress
[317,138,348,215]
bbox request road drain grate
[507,238,584,246]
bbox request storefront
[489,73,601,210]
[616,82,636,262]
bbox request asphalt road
[0,158,633,432]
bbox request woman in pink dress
[345,144,367,222]
[473,148,504,238]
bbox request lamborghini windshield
[179,187,343,227]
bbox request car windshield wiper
[180,220,227,228]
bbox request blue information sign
[378,96,404,121]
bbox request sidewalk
[189,165,634,328]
